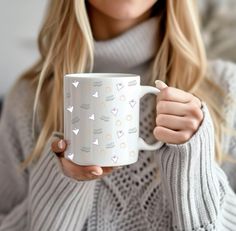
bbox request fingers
[51,139,116,181]
[61,158,102,177]
[153,126,192,144]
[60,158,115,181]
[156,101,189,116]
[154,80,203,144]
[155,81,192,103]
[156,114,199,131]
[156,100,203,119]
[157,87,193,103]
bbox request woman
[0,0,236,230]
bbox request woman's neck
[87,4,152,41]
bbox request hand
[51,139,115,181]
[153,80,203,144]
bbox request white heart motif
[72,128,80,135]
[117,130,124,138]
[92,92,99,98]
[111,108,118,116]
[129,99,137,108]
[68,153,74,160]
[116,83,124,91]
[72,81,79,88]
[93,139,99,145]
[112,156,118,163]
[67,106,74,113]
[89,114,95,120]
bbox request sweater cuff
[29,132,95,231]
[158,103,222,230]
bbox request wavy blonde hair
[21,0,225,166]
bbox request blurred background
[0,0,236,107]
[0,0,47,97]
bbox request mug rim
[64,73,140,79]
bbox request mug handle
[138,86,164,151]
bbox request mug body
[64,73,141,166]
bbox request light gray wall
[0,0,47,96]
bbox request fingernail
[91,171,102,176]
[155,80,167,89]
[155,80,162,89]
[58,140,65,150]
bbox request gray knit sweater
[1,17,236,231]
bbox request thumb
[155,80,168,90]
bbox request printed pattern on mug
[65,79,139,164]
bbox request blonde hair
[21,0,225,166]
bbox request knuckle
[196,109,203,121]
[190,103,203,122]
[188,102,200,116]
[187,118,198,130]
[178,132,191,143]
[188,104,197,114]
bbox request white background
[0,0,47,96]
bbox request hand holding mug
[51,139,115,181]
[153,81,203,144]
[51,73,164,181]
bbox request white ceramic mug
[64,73,163,166]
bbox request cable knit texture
[0,16,236,231]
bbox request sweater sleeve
[0,89,29,230]
[0,81,95,231]
[158,104,236,230]
[158,60,236,231]
[0,133,96,231]
[158,63,236,231]
[28,133,96,231]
